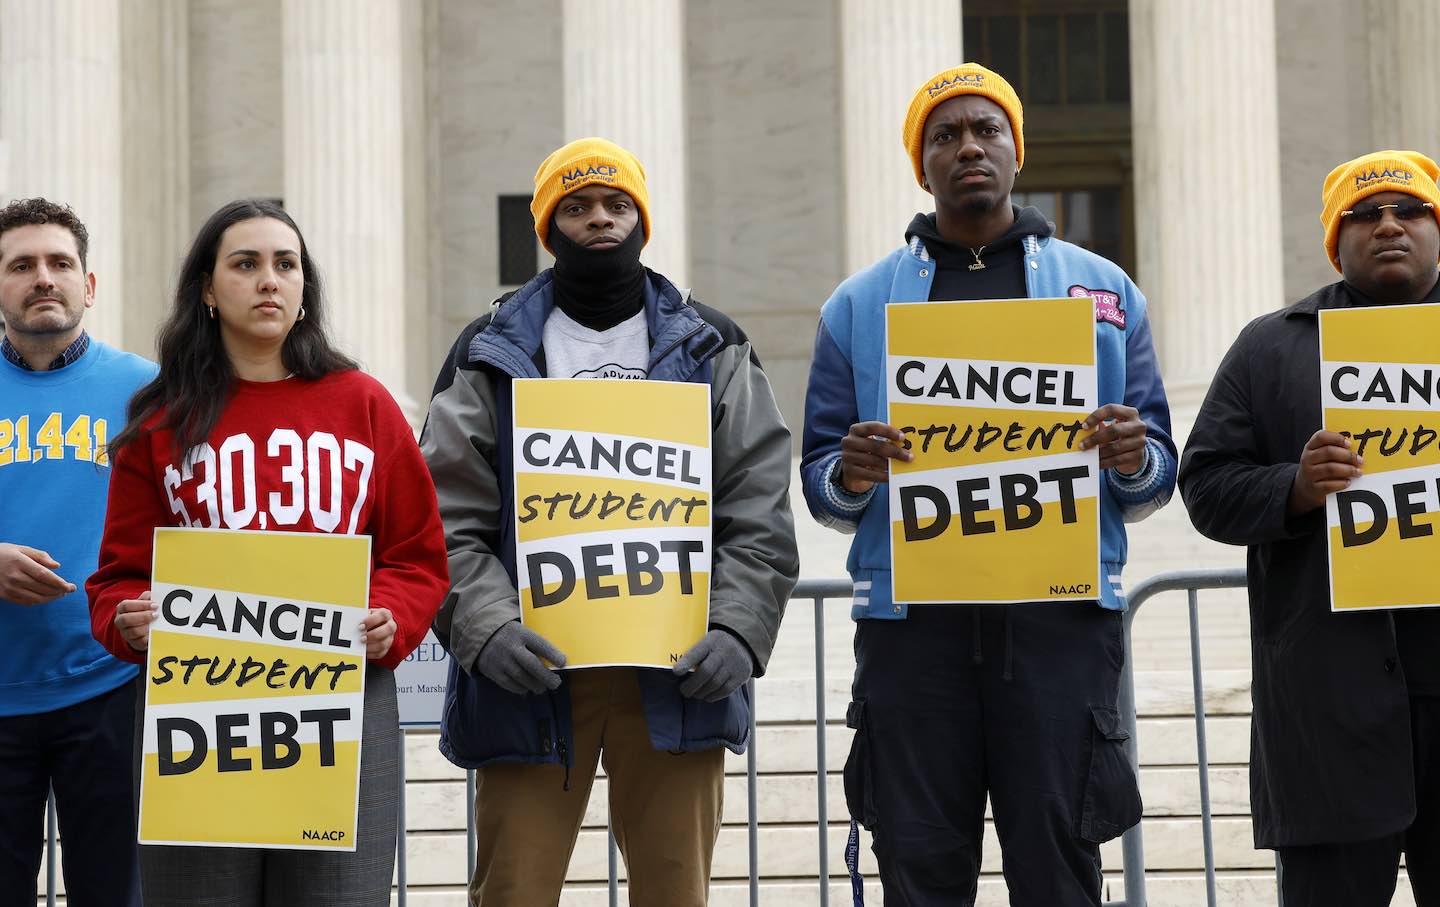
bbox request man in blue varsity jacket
[800,64,1175,906]
[0,198,153,906]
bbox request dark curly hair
[0,197,89,269]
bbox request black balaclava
[548,217,647,332]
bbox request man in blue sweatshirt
[800,64,1175,905]
[0,198,154,906]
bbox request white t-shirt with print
[542,308,649,380]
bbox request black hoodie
[905,205,1054,303]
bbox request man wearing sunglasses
[1180,150,1440,905]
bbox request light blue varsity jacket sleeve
[800,312,875,533]
[1105,284,1177,521]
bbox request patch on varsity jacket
[1069,284,1126,329]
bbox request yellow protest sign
[886,298,1100,603]
[140,528,370,850]
[1321,302,1440,611]
[513,378,711,668]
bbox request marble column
[282,0,413,416]
[1273,0,1375,303]
[0,0,126,344]
[1130,0,1285,413]
[121,0,190,357]
[1367,0,1440,152]
[188,0,284,229]
[562,0,688,287]
[839,0,963,273]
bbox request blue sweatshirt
[800,232,1177,619]
[0,339,155,715]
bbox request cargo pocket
[1079,704,1143,844]
[842,700,878,829]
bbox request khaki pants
[469,668,725,906]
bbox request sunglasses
[1340,200,1435,224]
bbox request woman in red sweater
[88,199,448,906]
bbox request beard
[1353,260,1438,302]
[10,291,83,336]
[962,192,1001,215]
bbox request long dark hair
[109,199,358,464]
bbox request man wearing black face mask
[421,138,799,906]
[541,170,650,378]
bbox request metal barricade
[30,572,1249,904]
[394,676,761,906]
[45,789,55,907]
[1113,566,1248,907]
[41,568,1237,904]
[793,577,853,907]
[387,570,1251,903]
[787,572,1252,907]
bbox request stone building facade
[2,0,1438,505]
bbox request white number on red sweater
[169,430,376,532]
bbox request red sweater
[87,370,448,670]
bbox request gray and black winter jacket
[420,267,799,769]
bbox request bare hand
[360,608,397,660]
[838,421,914,493]
[1080,404,1148,473]
[1289,430,1362,516]
[0,543,75,605]
[115,591,156,652]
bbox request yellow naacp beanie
[531,137,651,251]
[1321,150,1440,272]
[902,63,1025,190]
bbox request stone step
[391,668,1253,753]
[400,713,1252,781]
[36,696,1261,904]
[37,738,1258,897]
[38,871,1421,907]
[400,764,1253,833]
[382,872,1418,907]
[752,668,1253,725]
[392,816,1275,888]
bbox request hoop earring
[298,306,306,321]
[206,305,215,320]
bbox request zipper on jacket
[557,738,572,792]
[539,716,573,790]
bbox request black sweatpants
[1276,696,1440,907]
[0,681,142,907]
[844,603,1140,907]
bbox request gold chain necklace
[968,245,987,271]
